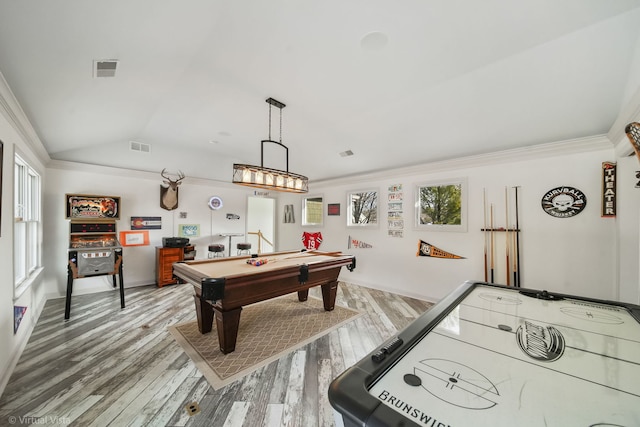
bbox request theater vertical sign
[601,162,616,217]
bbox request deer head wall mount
[160,168,185,211]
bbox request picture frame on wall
[178,224,200,238]
[119,230,150,246]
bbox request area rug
[168,295,361,389]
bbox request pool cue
[490,204,495,283]
[513,186,521,287]
[504,187,510,286]
[284,251,342,260]
[512,218,518,287]
[483,189,488,282]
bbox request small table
[218,233,244,256]
[173,250,356,354]
[328,281,640,427]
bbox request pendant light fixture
[232,98,309,193]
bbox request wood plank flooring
[0,282,433,426]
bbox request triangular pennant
[417,240,465,259]
[348,236,373,249]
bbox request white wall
[282,139,628,303]
[0,77,49,393]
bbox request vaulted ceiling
[1,1,639,183]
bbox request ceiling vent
[93,60,118,78]
[339,150,354,157]
[129,141,151,153]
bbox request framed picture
[328,203,340,216]
[119,230,150,246]
[179,224,200,238]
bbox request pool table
[172,249,356,354]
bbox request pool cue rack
[482,186,522,287]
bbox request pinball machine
[65,194,125,320]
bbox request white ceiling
[1,0,640,184]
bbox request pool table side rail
[172,253,355,288]
[173,253,356,310]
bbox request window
[14,153,42,294]
[415,178,467,232]
[302,195,323,226]
[347,189,378,227]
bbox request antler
[161,168,185,183]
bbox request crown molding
[0,71,50,164]
[46,159,238,189]
[311,135,613,188]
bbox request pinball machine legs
[64,268,73,320]
[64,263,126,320]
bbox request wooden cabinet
[156,247,184,287]
[156,246,197,287]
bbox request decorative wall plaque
[541,187,586,218]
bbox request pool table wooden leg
[297,289,309,301]
[214,307,242,354]
[193,295,214,334]
[321,280,338,311]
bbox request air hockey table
[328,280,640,427]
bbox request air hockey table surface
[328,280,640,427]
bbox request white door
[246,197,276,254]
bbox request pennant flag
[348,235,373,249]
[417,240,465,259]
[14,306,27,334]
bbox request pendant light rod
[262,97,288,172]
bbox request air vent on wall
[130,141,151,153]
[339,150,354,157]
[93,60,119,78]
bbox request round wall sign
[208,196,223,210]
[541,186,586,218]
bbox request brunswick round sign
[541,186,586,218]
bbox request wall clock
[208,196,223,210]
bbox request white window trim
[14,153,43,299]
[414,177,468,232]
